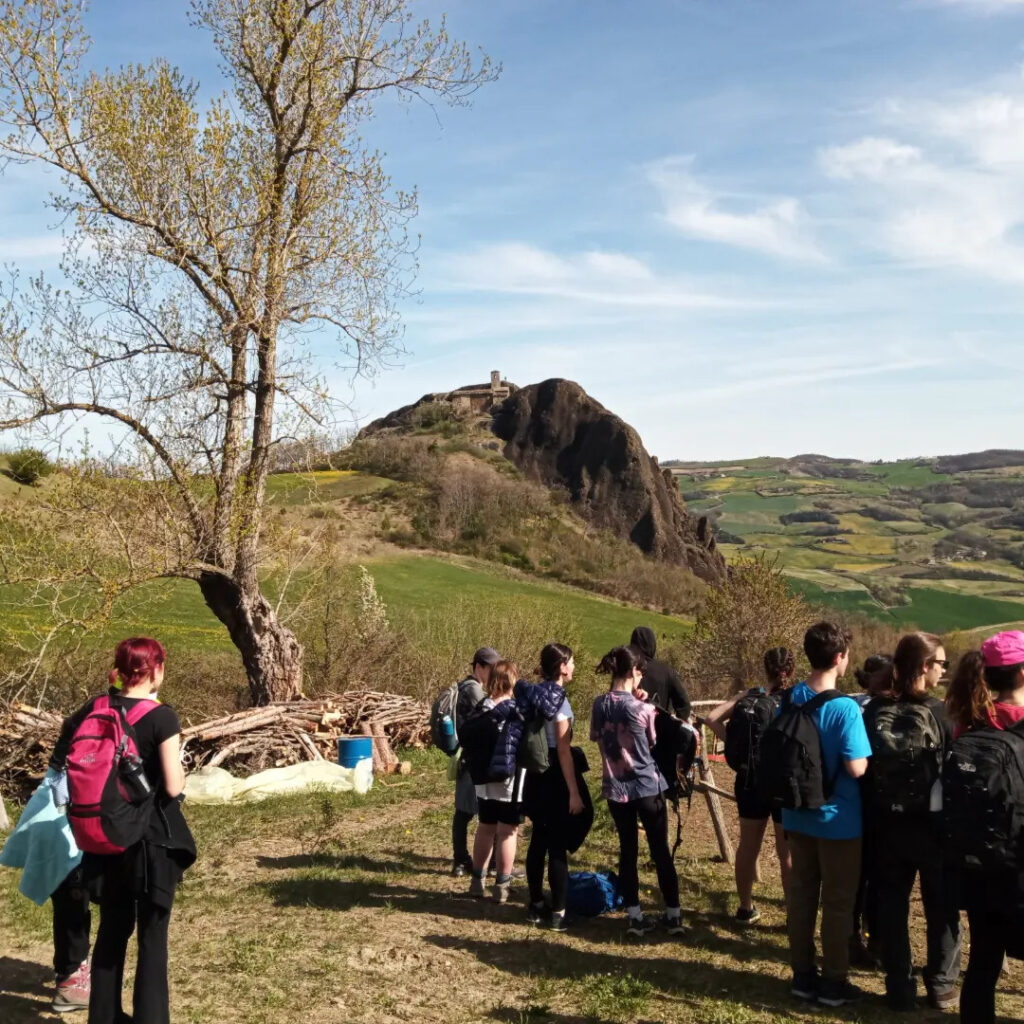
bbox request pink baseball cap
[981,630,1024,668]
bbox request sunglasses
[929,658,950,670]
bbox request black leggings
[961,902,1013,1024]
[608,793,679,908]
[89,886,172,1024]
[526,821,569,912]
[51,866,91,980]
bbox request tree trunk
[198,571,303,705]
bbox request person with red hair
[52,637,194,1024]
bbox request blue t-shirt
[781,682,872,840]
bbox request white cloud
[647,157,826,263]
[819,137,923,180]
[437,241,758,310]
[821,81,1024,282]
[926,0,1024,10]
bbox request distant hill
[670,451,1024,634]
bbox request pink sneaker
[53,960,90,1013]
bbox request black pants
[89,886,172,1024]
[452,809,473,866]
[607,793,679,908]
[873,816,962,1000]
[852,824,878,943]
[526,820,569,912]
[961,902,1013,1024]
[51,866,91,980]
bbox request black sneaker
[660,913,689,936]
[549,911,568,933]
[625,914,657,938]
[818,979,864,1007]
[735,905,761,925]
[791,970,819,1001]
[526,901,548,926]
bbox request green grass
[368,554,690,656]
[888,588,1024,632]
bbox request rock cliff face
[491,379,726,583]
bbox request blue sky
[5,0,1024,460]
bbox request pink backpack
[66,695,160,855]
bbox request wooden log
[692,780,737,802]
[294,729,324,761]
[697,756,735,865]
[0,790,10,830]
[370,722,397,769]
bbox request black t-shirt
[52,693,181,790]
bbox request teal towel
[0,769,83,905]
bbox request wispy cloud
[436,241,762,310]
[820,81,1024,282]
[646,157,826,263]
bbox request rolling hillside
[670,451,1024,634]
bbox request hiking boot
[468,875,486,898]
[927,987,959,1012]
[487,865,525,879]
[817,979,864,1007]
[548,911,568,933]
[492,881,511,904]
[790,970,819,1001]
[734,905,761,926]
[53,961,90,1013]
[659,912,689,936]
[625,913,657,938]
[526,901,548,925]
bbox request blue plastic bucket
[337,736,374,768]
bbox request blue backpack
[566,871,623,917]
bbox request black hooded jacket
[630,627,691,720]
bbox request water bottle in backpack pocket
[430,681,462,757]
[66,695,160,855]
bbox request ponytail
[596,645,644,681]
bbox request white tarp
[185,759,373,804]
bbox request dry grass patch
[1,749,1022,1023]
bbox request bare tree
[0,0,496,702]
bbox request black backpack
[942,723,1024,876]
[864,698,944,816]
[457,705,503,785]
[724,688,779,775]
[653,709,698,801]
[756,690,849,811]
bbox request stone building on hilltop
[447,370,514,415]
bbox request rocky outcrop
[491,379,726,583]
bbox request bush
[6,448,54,485]
[681,553,810,699]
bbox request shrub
[681,553,810,699]
[6,448,54,485]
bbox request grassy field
[675,454,1024,634]
[3,748,1020,1024]
[0,552,691,669]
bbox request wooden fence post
[696,755,734,864]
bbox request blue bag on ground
[566,870,623,917]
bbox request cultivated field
[672,453,1024,634]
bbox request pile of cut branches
[180,692,429,775]
[0,692,429,799]
[0,702,63,799]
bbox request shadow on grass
[486,1008,623,1024]
[256,849,449,875]
[253,871,791,963]
[0,957,53,1024]
[426,933,793,1013]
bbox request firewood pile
[180,692,428,774]
[0,702,63,799]
[0,692,429,799]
